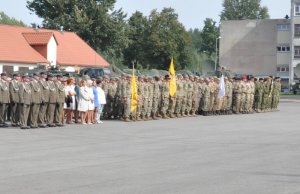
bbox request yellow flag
[169,57,176,97]
[131,65,138,112]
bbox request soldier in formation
[98,74,281,122]
[0,71,282,126]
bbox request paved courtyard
[1,100,300,194]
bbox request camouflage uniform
[152,77,160,119]
[147,78,154,119]
[271,78,281,111]
[161,78,170,118]
[181,75,188,116]
[232,79,242,114]
[175,75,183,117]
[254,79,263,112]
[186,76,194,116]
[123,76,132,121]
[201,79,211,116]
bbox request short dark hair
[96,79,102,85]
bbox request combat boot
[162,113,169,119]
[170,113,176,118]
[124,117,131,122]
[136,116,142,121]
[156,113,162,118]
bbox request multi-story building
[220,0,300,90]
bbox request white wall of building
[47,36,57,66]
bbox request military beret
[40,71,47,75]
[48,74,54,78]
[56,74,63,78]
[165,75,171,79]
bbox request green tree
[188,28,203,52]
[123,11,149,67]
[201,18,219,55]
[0,11,26,26]
[144,8,192,70]
[220,0,269,20]
[27,0,129,58]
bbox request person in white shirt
[77,80,90,124]
[96,79,106,123]
[86,80,95,124]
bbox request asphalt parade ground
[0,99,300,194]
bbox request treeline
[1,0,269,72]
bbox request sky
[0,0,291,30]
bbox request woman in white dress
[78,80,90,124]
[86,80,95,124]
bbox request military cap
[103,75,109,79]
[40,71,47,75]
[1,72,7,76]
[199,77,204,81]
[56,74,63,78]
[183,74,188,78]
[22,74,29,78]
[47,74,55,78]
[32,73,39,77]
[13,73,21,77]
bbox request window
[277,24,290,31]
[277,45,290,52]
[294,46,300,58]
[295,3,300,16]
[295,24,300,37]
[276,66,290,72]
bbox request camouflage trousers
[152,98,160,115]
[175,97,182,114]
[181,96,187,114]
[147,99,153,117]
[186,94,193,113]
[123,98,131,118]
[271,94,280,110]
[161,96,169,114]
[254,95,263,111]
[232,94,242,113]
[142,98,149,116]
[202,96,210,111]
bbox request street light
[215,36,221,71]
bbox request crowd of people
[0,71,281,129]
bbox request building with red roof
[0,24,110,73]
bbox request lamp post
[215,36,221,71]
